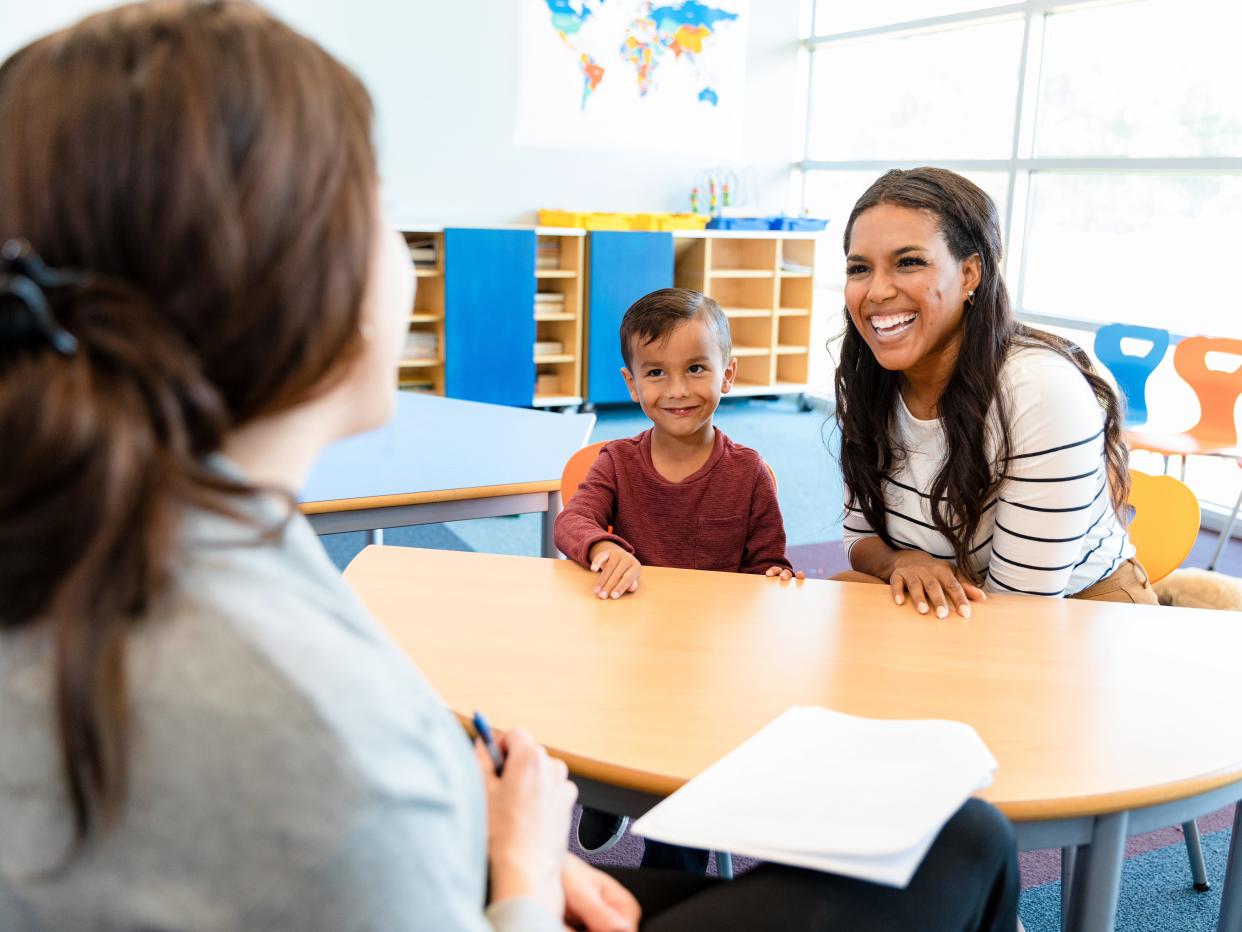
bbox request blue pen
[473,710,505,775]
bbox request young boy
[554,287,801,873]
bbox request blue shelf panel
[444,228,536,407]
[586,232,674,405]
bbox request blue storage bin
[705,216,773,231]
[770,216,829,231]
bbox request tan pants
[832,559,1159,605]
[1070,558,1159,604]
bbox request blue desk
[300,392,595,556]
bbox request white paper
[631,707,997,888]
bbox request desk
[300,393,594,556]
[344,545,1242,932]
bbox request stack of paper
[632,707,997,888]
[403,331,438,359]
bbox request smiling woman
[833,168,1155,616]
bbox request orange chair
[561,440,778,507]
[1124,470,1211,894]
[561,441,609,508]
[1128,336,1242,473]
[1126,470,1202,583]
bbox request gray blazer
[0,478,557,931]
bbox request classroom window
[801,0,1242,513]
[806,18,1024,162]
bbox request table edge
[299,480,560,514]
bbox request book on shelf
[536,240,562,269]
[534,340,565,356]
[407,238,438,268]
[631,706,997,889]
[535,292,566,304]
[779,259,812,274]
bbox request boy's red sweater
[553,427,793,574]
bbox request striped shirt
[842,346,1134,597]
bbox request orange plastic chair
[1128,336,1242,462]
[1118,469,1209,894]
[1126,470,1201,583]
[560,441,778,506]
[561,441,609,507]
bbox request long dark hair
[0,0,378,849]
[833,168,1128,578]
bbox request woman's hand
[475,727,578,919]
[888,551,986,618]
[562,854,641,931]
[588,542,641,600]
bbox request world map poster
[514,0,749,152]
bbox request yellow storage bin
[538,209,634,231]
[630,212,711,231]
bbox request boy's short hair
[619,288,732,370]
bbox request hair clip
[0,238,86,356]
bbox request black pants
[605,799,1018,931]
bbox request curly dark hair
[833,168,1129,580]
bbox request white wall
[3,1,803,226]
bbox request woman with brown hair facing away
[0,4,1017,930]
[836,168,1157,616]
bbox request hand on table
[562,854,641,932]
[764,566,806,581]
[888,551,986,619]
[475,726,578,920]
[588,542,641,600]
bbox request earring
[966,290,975,304]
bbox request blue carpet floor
[1019,828,1234,932]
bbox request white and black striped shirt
[842,346,1134,597]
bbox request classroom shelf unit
[400,230,446,395]
[533,229,586,408]
[673,231,818,399]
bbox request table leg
[366,528,384,546]
[1061,846,1077,930]
[1219,804,1242,932]
[1067,811,1128,932]
[542,491,562,559]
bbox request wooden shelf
[732,345,770,357]
[708,268,775,279]
[535,312,577,322]
[722,307,773,318]
[409,313,441,324]
[414,268,440,278]
[535,269,578,279]
[778,307,811,317]
[775,345,809,355]
[533,394,583,407]
[778,270,812,278]
[534,352,576,364]
[398,357,441,368]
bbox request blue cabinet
[585,232,674,405]
[444,228,536,406]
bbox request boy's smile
[621,316,737,443]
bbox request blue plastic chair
[1093,324,1171,427]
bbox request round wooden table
[345,545,1242,932]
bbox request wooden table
[300,392,594,556]
[344,545,1242,932]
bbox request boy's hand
[765,566,806,581]
[588,542,641,600]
